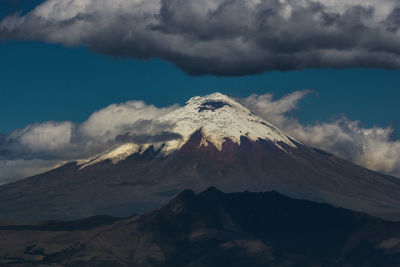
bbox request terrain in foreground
[1,188,400,266]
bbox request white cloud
[0,99,179,183]
[7,121,73,153]
[78,100,177,143]
[290,119,400,177]
[239,91,400,178]
[239,90,312,126]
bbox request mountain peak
[78,93,299,168]
[159,92,298,153]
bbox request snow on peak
[78,93,299,168]
[159,92,298,154]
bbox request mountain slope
[1,93,400,222]
[1,188,400,266]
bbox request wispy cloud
[1,0,400,75]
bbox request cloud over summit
[2,0,400,75]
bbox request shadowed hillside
[1,188,400,266]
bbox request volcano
[1,93,400,222]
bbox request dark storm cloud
[1,0,400,75]
[385,8,400,31]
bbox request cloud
[239,91,400,178]
[2,121,74,160]
[0,100,179,183]
[78,100,177,144]
[239,90,313,126]
[2,0,400,75]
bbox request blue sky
[1,40,400,135]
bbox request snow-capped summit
[160,92,298,153]
[79,93,298,168]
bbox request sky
[0,0,400,182]
[1,40,399,134]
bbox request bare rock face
[1,93,400,222]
